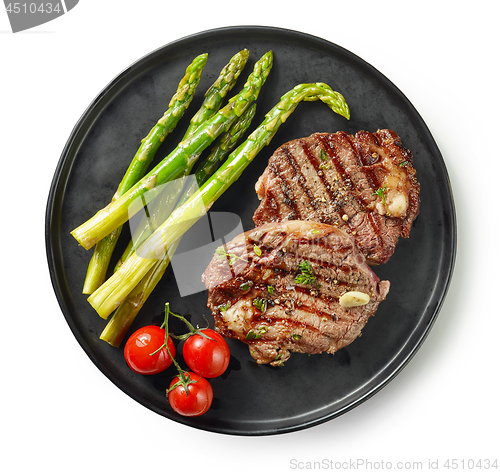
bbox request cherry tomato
[124,325,175,375]
[182,329,230,378]
[168,372,213,417]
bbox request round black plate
[46,26,456,435]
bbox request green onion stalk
[89,82,349,320]
[81,53,208,294]
[71,51,273,251]
[100,104,257,346]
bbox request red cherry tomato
[124,325,175,375]
[168,372,213,417]
[182,329,230,378]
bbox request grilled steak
[202,220,390,366]
[253,129,420,265]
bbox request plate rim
[45,25,457,436]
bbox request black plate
[46,26,456,435]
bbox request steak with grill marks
[201,220,390,366]
[253,129,420,265]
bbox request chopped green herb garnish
[253,244,262,256]
[215,245,246,265]
[291,333,302,340]
[240,282,251,291]
[252,297,267,312]
[219,302,230,312]
[372,185,391,215]
[246,330,258,340]
[372,186,387,206]
[245,326,268,340]
[311,229,319,234]
[319,162,330,170]
[320,149,328,161]
[267,285,275,295]
[215,246,227,256]
[295,260,317,286]
[399,161,408,167]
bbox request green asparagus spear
[71,51,273,251]
[112,50,251,273]
[99,257,168,346]
[114,102,258,270]
[81,53,208,294]
[89,82,349,319]
[182,49,249,139]
[112,178,184,273]
[100,103,257,346]
[190,102,258,195]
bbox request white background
[2,1,498,472]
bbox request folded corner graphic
[127,175,247,297]
[64,0,78,10]
[170,212,246,297]
[4,0,79,33]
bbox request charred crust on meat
[203,130,420,365]
[253,130,420,265]
[202,220,391,366]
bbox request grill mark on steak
[295,134,365,237]
[239,292,361,357]
[269,160,298,220]
[367,212,383,258]
[301,139,339,207]
[317,133,351,185]
[241,237,355,294]
[339,134,380,204]
[250,231,357,281]
[320,133,380,215]
[282,145,320,213]
[202,220,390,365]
[284,138,338,224]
